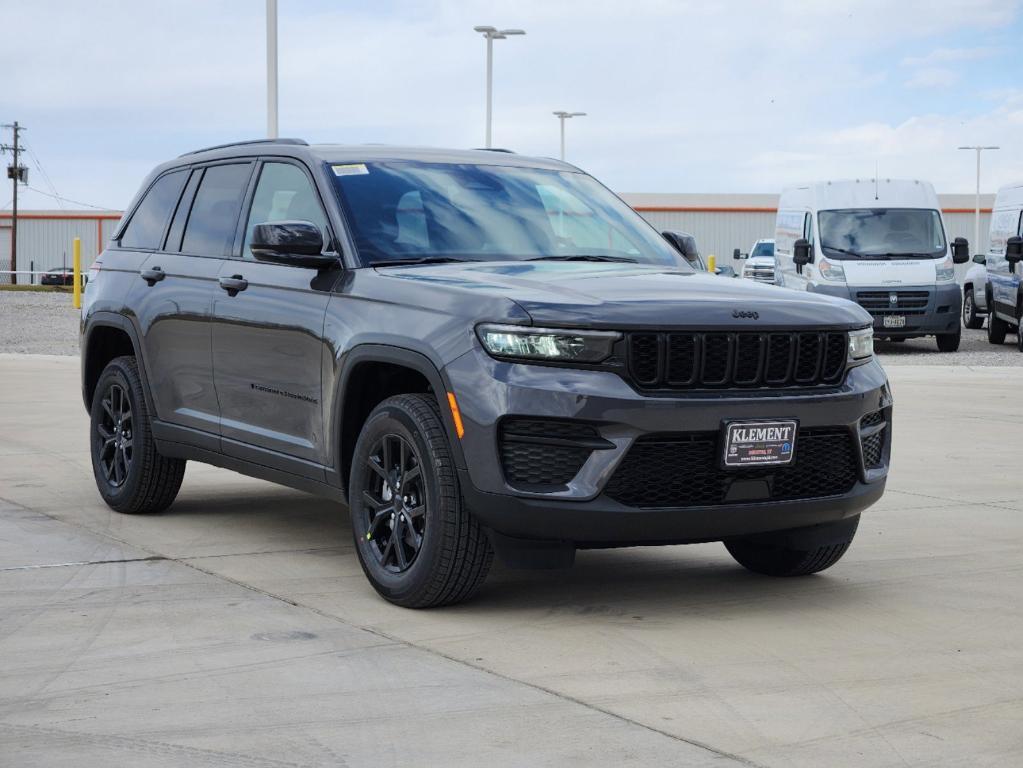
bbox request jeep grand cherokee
[81,139,891,607]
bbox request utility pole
[958,145,999,254]
[2,121,27,285]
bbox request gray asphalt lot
[1,354,1022,766]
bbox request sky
[2,0,1021,211]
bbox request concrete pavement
[1,354,1022,766]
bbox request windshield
[818,208,946,259]
[751,241,774,258]
[330,161,685,268]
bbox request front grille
[745,267,775,283]
[603,427,858,508]
[499,418,598,486]
[856,290,930,316]
[860,410,887,468]
[626,331,848,390]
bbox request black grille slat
[856,290,930,316]
[702,334,732,385]
[603,428,858,508]
[859,410,887,468]
[625,330,847,391]
[666,334,698,385]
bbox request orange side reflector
[446,392,465,439]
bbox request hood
[743,256,775,268]
[838,258,939,287]
[378,261,871,329]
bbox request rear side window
[120,171,187,249]
[181,164,252,256]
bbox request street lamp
[553,111,586,161]
[958,145,999,254]
[266,0,278,138]
[474,25,526,148]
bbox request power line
[23,185,115,211]
[22,145,65,210]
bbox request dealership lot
[1,353,1021,767]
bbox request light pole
[958,145,999,253]
[553,111,586,161]
[473,26,525,148]
[266,0,278,139]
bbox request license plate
[883,314,906,328]
[723,420,797,468]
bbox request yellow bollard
[707,254,717,273]
[72,237,82,309]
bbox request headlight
[848,327,873,360]
[477,324,620,363]
[817,258,846,282]
[936,255,955,282]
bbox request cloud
[2,0,1021,207]
[905,67,962,88]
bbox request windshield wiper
[528,254,638,263]
[370,256,471,267]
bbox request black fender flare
[329,344,467,495]
[81,312,155,416]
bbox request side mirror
[951,237,970,264]
[1006,236,1023,262]
[793,238,812,269]
[250,221,337,268]
[732,248,741,259]
[972,253,986,265]
[662,230,700,263]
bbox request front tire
[348,394,493,608]
[725,516,859,577]
[936,329,961,352]
[988,311,1008,344]
[90,356,185,514]
[962,289,984,329]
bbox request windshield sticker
[332,163,369,177]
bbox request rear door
[211,158,339,475]
[129,162,254,438]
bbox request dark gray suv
[81,139,891,607]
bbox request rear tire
[936,330,961,352]
[725,516,859,577]
[348,393,493,608]
[988,311,1008,344]
[962,289,984,329]
[90,356,185,514]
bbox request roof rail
[471,147,516,153]
[179,138,309,157]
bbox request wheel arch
[82,313,154,416]
[331,345,466,499]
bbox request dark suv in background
[82,139,892,607]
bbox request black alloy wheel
[359,433,427,573]
[96,383,133,488]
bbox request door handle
[140,267,165,286]
[219,275,248,296]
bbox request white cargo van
[984,182,1023,351]
[775,179,970,351]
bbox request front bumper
[812,282,962,338]
[445,346,891,544]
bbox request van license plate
[883,315,906,328]
[722,420,797,468]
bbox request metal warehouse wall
[0,212,120,283]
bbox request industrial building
[0,193,994,283]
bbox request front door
[212,159,339,475]
[988,208,1022,319]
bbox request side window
[163,169,202,252]
[803,212,814,243]
[180,163,252,256]
[242,162,329,258]
[120,171,188,250]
